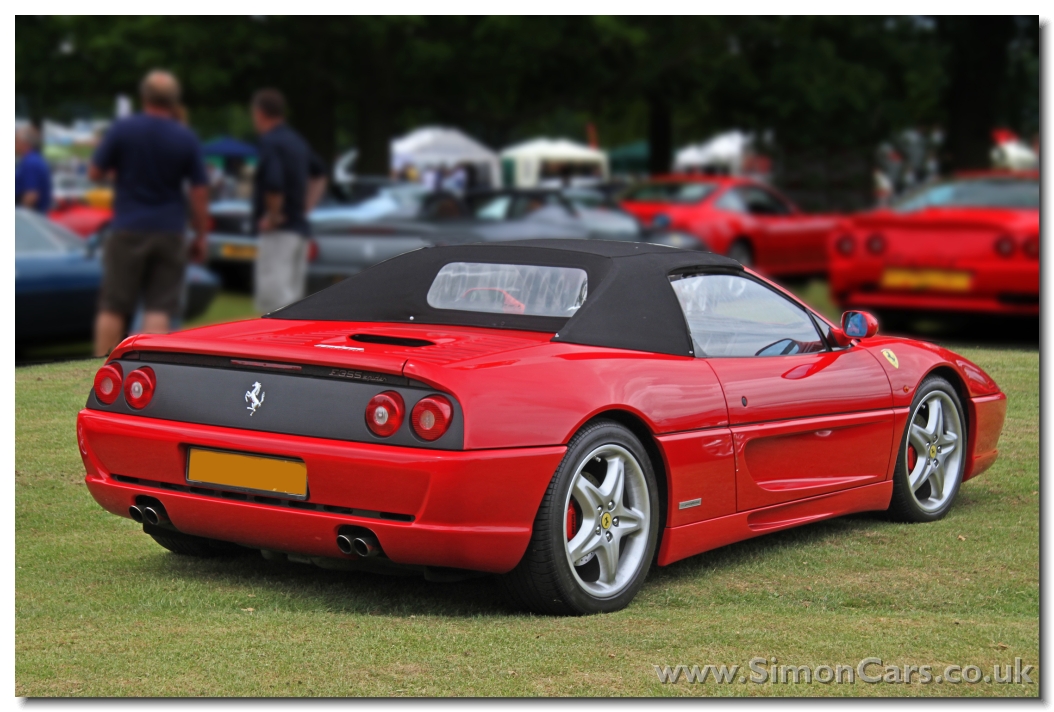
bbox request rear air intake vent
[351,334,435,348]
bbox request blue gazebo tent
[202,136,258,159]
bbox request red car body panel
[80,272,1006,573]
[79,410,566,573]
[658,481,894,566]
[49,205,113,238]
[829,205,1039,316]
[621,175,839,277]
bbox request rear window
[426,262,588,317]
[892,179,1039,212]
[623,182,717,204]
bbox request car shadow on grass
[139,541,520,617]
[140,487,993,617]
[649,511,894,585]
[133,510,906,618]
[882,314,1039,350]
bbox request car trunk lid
[118,319,554,380]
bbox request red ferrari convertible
[829,172,1039,319]
[79,240,1006,614]
[621,175,839,278]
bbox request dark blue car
[15,209,219,347]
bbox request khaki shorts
[99,231,187,317]
[254,231,307,314]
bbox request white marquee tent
[499,138,609,188]
[391,126,500,187]
[674,130,753,173]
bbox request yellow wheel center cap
[929,445,937,459]
[601,512,612,529]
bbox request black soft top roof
[269,239,743,356]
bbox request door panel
[758,217,832,274]
[706,348,894,511]
[733,410,895,511]
[708,349,892,426]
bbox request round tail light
[366,391,405,437]
[835,235,855,256]
[1023,235,1039,260]
[994,235,1015,257]
[93,363,123,405]
[866,233,886,255]
[411,396,454,442]
[124,367,156,409]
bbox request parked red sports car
[49,204,113,238]
[829,172,1039,319]
[621,175,839,277]
[79,240,1005,614]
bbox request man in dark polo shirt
[250,88,327,313]
[89,70,209,356]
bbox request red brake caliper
[907,445,918,470]
[566,501,581,540]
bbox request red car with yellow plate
[79,240,1006,614]
[829,172,1039,320]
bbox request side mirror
[841,310,879,339]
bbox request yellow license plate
[881,268,972,292]
[187,448,307,498]
[220,243,258,260]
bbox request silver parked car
[207,188,648,294]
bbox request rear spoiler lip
[122,344,411,380]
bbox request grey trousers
[254,230,307,314]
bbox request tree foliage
[16,16,1039,174]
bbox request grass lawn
[15,343,1037,696]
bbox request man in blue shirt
[15,126,52,212]
[89,70,209,356]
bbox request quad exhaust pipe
[142,505,168,526]
[336,532,381,558]
[130,502,169,526]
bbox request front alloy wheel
[888,376,967,522]
[502,420,660,615]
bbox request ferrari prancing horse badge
[881,349,899,368]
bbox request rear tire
[727,239,754,267]
[501,420,660,615]
[886,376,967,523]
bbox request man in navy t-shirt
[89,70,209,356]
[15,126,52,213]
[250,88,327,313]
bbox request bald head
[140,70,181,112]
[15,125,39,157]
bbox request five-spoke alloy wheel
[563,444,651,599]
[502,420,660,615]
[888,376,967,522]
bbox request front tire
[501,420,660,615]
[887,376,967,522]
